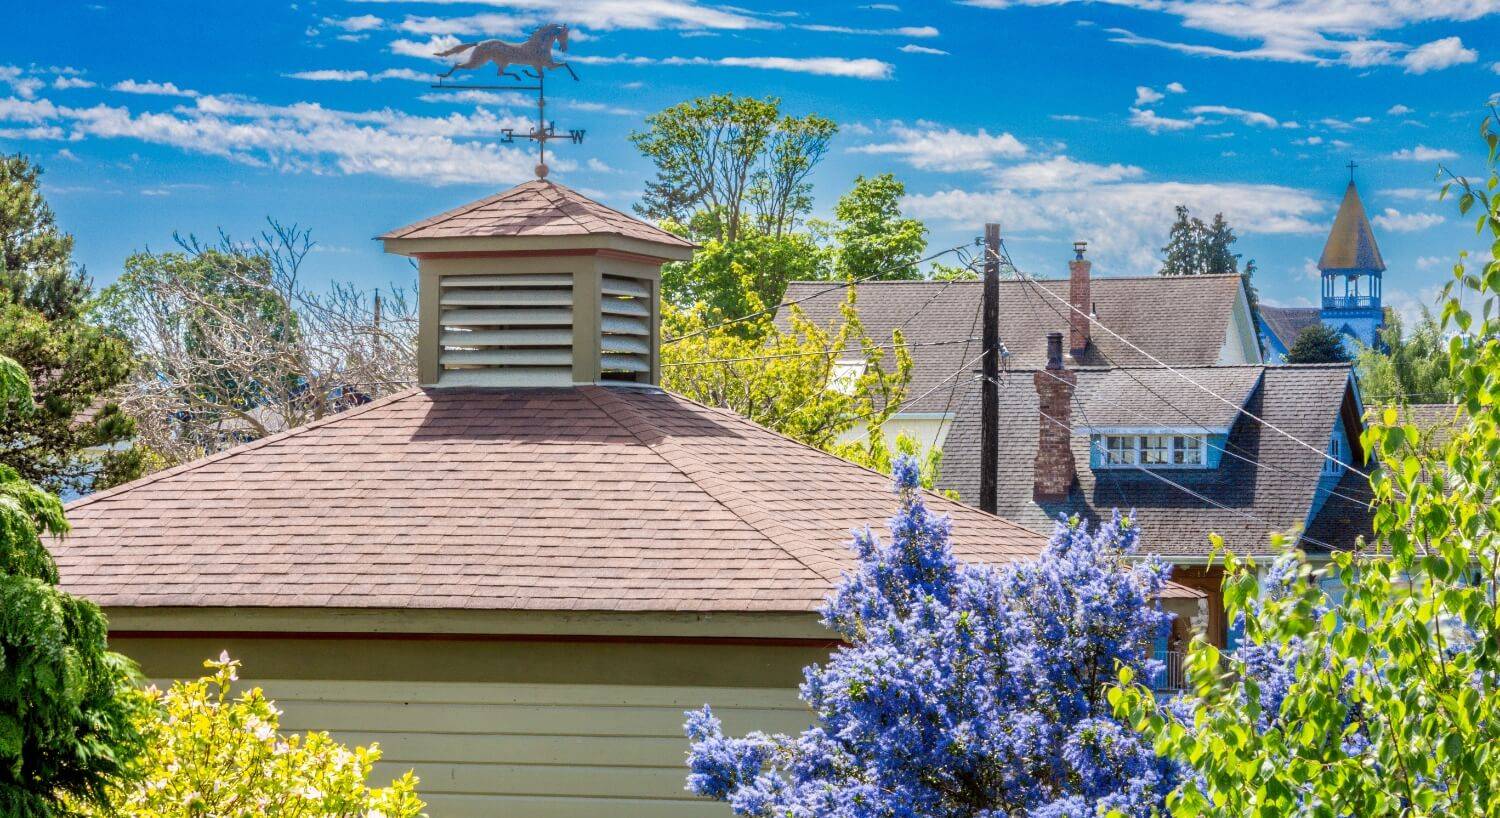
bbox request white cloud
[1387,103,1413,115]
[351,0,774,32]
[899,44,948,55]
[1295,136,1323,145]
[55,148,79,161]
[987,155,1146,190]
[112,79,199,98]
[0,91,545,186]
[324,14,385,31]
[390,35,463,59]
[1166,81,1186,93]
[1133,85,1164,106]
[965,1,1499,71]
[418,89,525,105]
[794,24,939,37]
[1415,255,1446,270]
[1301,257,1321,280]
[1382,186,1438,200]
[396,13,532,37]
[1371,207,1444,231]
[283,68,431,82]
[1189,104,1279,127]
[1401,36,1476,74]
[1128,107,1201,133]
[0,67,44,99]
[850,120,1027,171]
[862,3,900,9]
[1388,145,1459,161]
[659,55,894,79]
[52,76,96,90]
[905,179,1326,273]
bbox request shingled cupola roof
[1318,181,1386,273]
[382,180,694,390]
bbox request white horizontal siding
[223,679,810,818]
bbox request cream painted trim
[100,607,832,640]
[383,233,694,262]
[1220,279,1264,365]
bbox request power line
[661,243,967,345]
[662,336,981,367]
[810,349,989,447]
[1021,365,1374,511]
[1010,275,1373,508]
[1033,404,1338,551]
[994,241,1372,480]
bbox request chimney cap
[1045,332,1065,370]
[1072,241,1088,260]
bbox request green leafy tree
[658,231,826,328]
[661,288,910,452]
[0,354,147,816]
[72,653,425,818]
[1110,105,1500,818]
[1355,305,1455,403]
[1160,204,1262,345]
[827,173,928,282]
[631,95,835,244]
[1285,322,1353,363]
[0,155,142,494]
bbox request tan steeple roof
[380,179,693,249]
[1317,181,1386,273]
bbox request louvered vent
[437,272,573,387]
[599,274,652,382]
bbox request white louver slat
[437,272,574,387]
[599,274,652,382]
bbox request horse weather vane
[431,22,584,179]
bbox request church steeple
[1316,173,1385,349]
[1318,179,1386,275]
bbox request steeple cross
[1346,159,1358,182]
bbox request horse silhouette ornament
[436,23,578,81]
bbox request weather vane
[430,23,584,179]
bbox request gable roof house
[938,332,1372,649]
[50,181,1204,817]
[779,246,1263,454]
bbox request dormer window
[1099,433,1207,469]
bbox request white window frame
[1096,433,1211,469]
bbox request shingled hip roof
[54,386,1051,613]
[778,275,1250,413]
[379,179,693,248]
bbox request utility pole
[980,223,1000,514]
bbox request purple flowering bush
[685,457,1178,817]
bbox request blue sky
[4,1,1499,323]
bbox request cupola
[381,180,694,388]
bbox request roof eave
[381,232,695,261]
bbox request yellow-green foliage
[75,653,425,818]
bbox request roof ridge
[581,387,843,585]
[64,388,425,512]
[782,274,1245,286]
[661,387,1047,544]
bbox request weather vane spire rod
[428,22,586,179]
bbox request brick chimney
[1069,241,1091,356]
[1033,332,1077,502]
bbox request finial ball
[535,162,549,179]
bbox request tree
[659,231,826,326]
[660,289,910,452]
[1355,305,1454,403]
[1284,322,1352,364]
[100,222,415,469]
[686,459,1177,817]
[0,354,147,817]
[71,653,425,818]
[827,173,928,282]
[0,154,142,495]
[1111,106,1500,818]
[1159,205,1262,345]
[631,95,835,244]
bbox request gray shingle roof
[779,275,1247,412]
[937,364,1371,557]
[1259,305,1323,351]
[1075,367,1262,432]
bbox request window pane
[1173,435,1204,465]
[1105,435,1135,464]
[1141,435,1169,464]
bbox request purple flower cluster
[685,456,1179,817]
